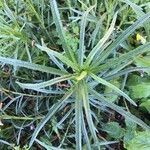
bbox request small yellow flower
[136,33,146,44]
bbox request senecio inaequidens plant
[0,0,150,149]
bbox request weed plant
[0,0,150,149]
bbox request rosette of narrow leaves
[0,0,150,149]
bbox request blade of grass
[3,0,19,27]
[29,89,73,148]
[0,115,43,120]
[25,0,53,43]
[90,73,137,106]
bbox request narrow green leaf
[90,73,137,106]
[29,90,73,148]
[0,115,42,120]
[25,0,43,26]
[81,80,99,149]
[17,74,74,90]
[81,111,91,150]
[90,89,150,130]
[85,12,117,66]
[25,0,53,42]
[35,139,66,150]
[94,12,150,67]
[105,67,150,80]
[92,42,150,73]
[0,56,66,75]
[36,44,79,71]
[78,5,95,66]
[50,0,76,62]
[121,0,150,40]
[75,83,83,150]
[0,140,14,147]
[3,0,18,26]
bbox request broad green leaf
[140,99,150,113]
[17,74,74,90]
[125,131,150,150]
[134,56,150,74]
[124,119,137,144]
[90,73,137,106]
[29,90,73,148]
[0,56,66,75]
[102,122,125,139]
[129,83,150,99]
[104,79,121,102]
[90,89,150,130]
[124,129,135,145]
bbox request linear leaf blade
[95,12,150,66]
[90,89,150,130]
[92,42,150,73]
[17,74,74,90]
[75,83,83,150]
[78,5,95,65]
[81,80,99,149]
[85,12,118,66]
[90,73,137,106]
[50,0,76,62]
[36,44,79,71]
[29,90,73,148]
[0,56,66,76]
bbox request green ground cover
[0,0,150,149]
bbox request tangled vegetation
[0,0,150,149]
